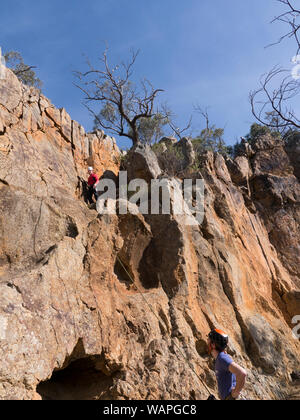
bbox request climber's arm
[229,362,247,398]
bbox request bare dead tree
[168,116,193,139]
[160,103,192,139]
[74,49,164,146]
[194,105,210,130]
[251,1,300,132]
[268,0,300,54]
[250,66,300,132]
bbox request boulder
[214,154,232,183]
[124,143,162,183]
[226,156,252,185]
[176,137,195,166]
[252,133,284,152]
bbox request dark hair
[209,329,228,352]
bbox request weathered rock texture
[0,68,299,400]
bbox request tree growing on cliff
[4,50,42,89]
[128,112,169,144]
[75,49,169,146]
[192,106,229,155]
[250,0,300,134]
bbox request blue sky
[1,0,297,149]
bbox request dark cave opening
[36,356,114,400]
[36,339,116,401]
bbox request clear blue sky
[1,0,296,149]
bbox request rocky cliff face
[0,68,299,400]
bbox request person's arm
[93,175,99,189]
[229,362,247,399]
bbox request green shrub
[4,50,42,89]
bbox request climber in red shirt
[87,166,99,205]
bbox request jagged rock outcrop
[0,68,299,400]
[124,143,162,183]
[176,137,196,167]
[225,156,252,186]
[284,133,300,181]
[247,134,300,289]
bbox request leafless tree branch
[250,66,300,132]
[74,48,164,146]
[167,115,193,139]
[194,105,210,130]
[252,2,300,132]
[14,65,37,76]
[267,0,300,54]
